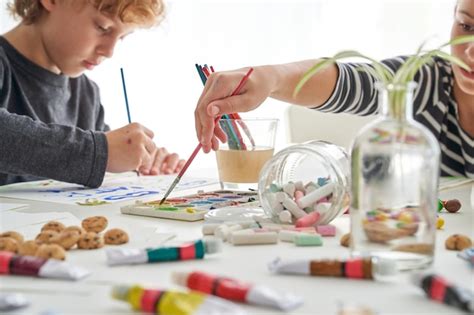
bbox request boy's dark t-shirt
[0,36,108,187]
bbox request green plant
[293,35,474,116]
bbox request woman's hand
[194,66,275,153]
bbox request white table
[0,178,473,315]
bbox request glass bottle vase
[350,82,440,274]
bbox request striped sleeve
[316,55,474,178]
[316,56,449,122]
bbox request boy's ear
[39,0,58,13]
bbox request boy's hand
[146,147,186,175]
[105,123,157,173]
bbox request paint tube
[106,239,220,266]
[0,251,90,281]
[268,257,397,280]
[112,284,246,315]
[412,272,473,313]
[457,247,474,268]
[172,270,303,311]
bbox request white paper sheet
[0,173,218,205]
[0,203,28,212]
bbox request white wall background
[0,0,455,167]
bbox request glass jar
[350,82,440,272]
[258,140,350,225]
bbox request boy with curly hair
[0,0,185,187]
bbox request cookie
[81,216,108,233]
[445,234,472,251]
[35,244,66,260]
[18,240,39,256]
[0,231,24,243]
[35,230,59,244]
[0,237,19,253]
[104,228,129,245]
[63,225,86,236]
[340,233,351,247]
[41,221,66,233]
[77,232,104,249]
[50,230,80,250]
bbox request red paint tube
[172,270,303,311]
[0,251,89,281]
[412,272,473,313]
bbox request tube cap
[204,238,222,254]
[171,271,188,287]
[410,272,426,287]
[111,285,129,301]
[372,258,397,276]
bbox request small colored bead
[375,213,388,221]
[186,208,196,213]
[436,216,445,229]
[390,212,400,220]
[437,199,444,212]
[411,212,420,222]
[398,212,414,223]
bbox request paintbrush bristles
[159,176,181,205]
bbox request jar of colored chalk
[258,140,350,225]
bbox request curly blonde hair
[7,0,165,27]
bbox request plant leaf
[294,35,474,98]
[440,35,474,48]
[433,50,471,71]
[293,58,337,97]
[293,51,392,97]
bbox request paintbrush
[159,67,254,205]
[120,68,140,177]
